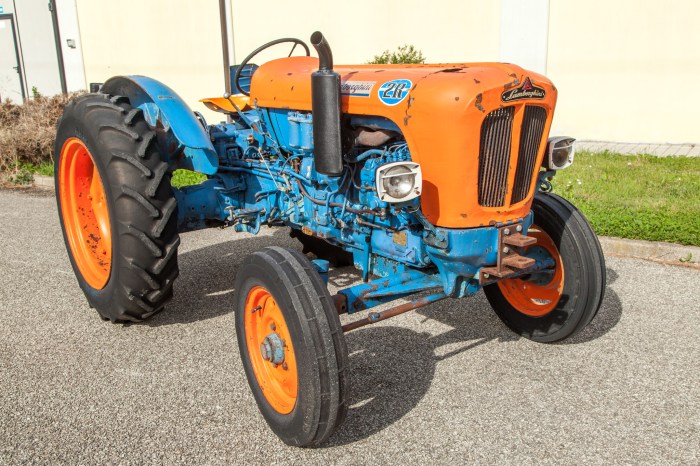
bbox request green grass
[4,161,54,185]
[552,151,700,246]
[170,169,207,189]
[20,161,54,177]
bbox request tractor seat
[200,94,251,114]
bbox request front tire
[234,247,348,446]
[55,94,180,322]
[484,193,606,342]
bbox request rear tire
[55,93,180,322]
[234,247,348,446]
[484,193,606,342]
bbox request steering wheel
[234,38,310,96]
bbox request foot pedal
[503,233,536,247]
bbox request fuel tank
[249,56,557,228]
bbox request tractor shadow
[143,229,622,445]
[326,267,622,446]
[145,228,299,326]
[557,267,622,345]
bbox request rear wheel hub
[58,137,112,290]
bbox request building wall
[75,0,226,121]
[547,0,700,144]
[71,0,700,145]
[5,0,63,97]
[56,0,86,92]
[229,0,501,65]
[499,0,549,75]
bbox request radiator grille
[478,107,515,207]
[511,106,547,204]
[477,105,548,208]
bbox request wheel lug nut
[516,225,523,232]
[503,228,511,235]
[503,247,510,254]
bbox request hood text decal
[501,77,545,102]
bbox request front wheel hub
[244,285,298,414]
[260,333,286,365]
[496,225,564,317]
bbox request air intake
[511,106,547,204]
[478,107,515,207]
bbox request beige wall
[547,1,700,144]
[56,0,87,92]
[74,0,700,144]
[229,0,501,65]
[75,0,225,121]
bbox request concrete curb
[33,175,54,189]
[599,236,700,268]
[577,140,700,157]
[29,175,699,268]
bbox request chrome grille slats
[511,106,547,204]
[478,107,514,207]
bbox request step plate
[502,254,536,269]
[503,233,537,247]
[481,266,515,279]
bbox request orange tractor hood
[250,56,558,228]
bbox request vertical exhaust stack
[310,31,343,176]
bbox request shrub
[368,45,426,64]
[0,92,83,173]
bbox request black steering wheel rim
[234,38,310,96]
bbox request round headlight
[382,165,415,199]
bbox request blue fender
[101,75,218,175]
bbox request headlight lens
[376,162,422,203]
[545,137,576,170]
[382,165,415,199]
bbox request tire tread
[54,93,180,322]
[484,192,606,342]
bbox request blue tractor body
[101,71,550,319]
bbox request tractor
[54,32,606,446]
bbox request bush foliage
[368,45,426,64]
[0,93,82,173]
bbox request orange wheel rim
[244,286,298,414]
[497,225,564,317]
[58,138,112,289]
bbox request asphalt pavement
[1,188,698,464]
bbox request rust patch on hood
[504,79,521,91]
[475,93,485,112]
